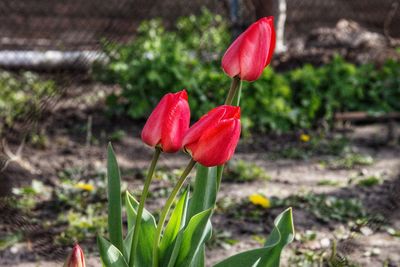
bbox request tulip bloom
[183,105,241,167]
[222,17,276,82]
[141,90,190,153]
[64,244,86,267]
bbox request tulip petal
[141,95,169,147]
[161,96,190,152]
[264,17,276,67]
[187,119,241,167]
[239,20,271,81]
[221,33,245,78]
[221,105,240,120]
[183,107,226,147]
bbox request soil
[0,82,399,267]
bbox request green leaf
[97,236,129,267]
[0,232,22,250]
[165,230,184,267]
[123,227,133,264]
[107,143,124,253]
[125,191,156,267]
[159,188,190,266]
[213,208,295,267]
[189,245,205,267]
[257,208,295,267]
[175,209,213,267]
[188,165,218,220]
[186,164,222,266]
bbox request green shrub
[94,9,230,120]
[94,10,400,133]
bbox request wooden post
[251,0,274,18]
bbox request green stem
[232,79,243,106]
[215,77,243,212]
[225,76,241,105]
[216,165,224,193]
[152,159,197,267]
[129,147,161,267]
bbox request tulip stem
[225,76,241,105]
[129,147,161,267]
[232,79,242,106]
[152,159,197,267]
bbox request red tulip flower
[222,17,276,82]
[183,105,241,167]
[64,244,86,267]
[141,90,190,153]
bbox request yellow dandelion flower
[249,193,271,208]
[300,134,311,142]
[75,183,94,192]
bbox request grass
[317,179,341,186]
[286,194,368,223]
[226,193,370,225]
[4,166,110,247]
[224,160,271,183]
[269,135,350,160]
[321,153,374,170]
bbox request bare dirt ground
[1,83,399,267]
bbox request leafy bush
[94,10,400,133]
[0,71,57,131]
[94,9,230,120]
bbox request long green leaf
[159,188,190,266]
[189,244,206,267]
[107,143,124,253]
[186,164,221,266]
[257,207,295,267]
[125,191,156,267]
[188,165,218,219]
[165,230,184,267]
[123,227,134,264]
[175,209,213,267]
[213,208,295,267]
[98,236,129,267]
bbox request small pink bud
[64,244,86,267]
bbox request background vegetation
[93,9,400,133]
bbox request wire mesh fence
[0,2,399,264]
[0,0,398,70]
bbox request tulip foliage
[94,16,294,267]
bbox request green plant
[270,135,350,160]
[0,71,57,130]
[98,145,295,267]
[324,153,374,169]
[206,229,238,249]
[109,130,126,142]
[288,245,360,267]
[94,9,230,120]
[97,70,293,267]
[57,203,107,245]
[11,180,52,211]
[95,9,400,133]
[275,194,368,223]
[317,179,341,186]
[224,160,271,183]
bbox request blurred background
[0,0,399,266]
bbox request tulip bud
[183,105,241,167]
[222,17,276,82]
[64,244,86,267]
[141,90,190,153]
